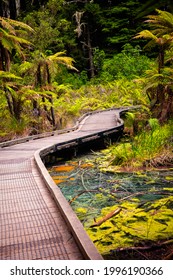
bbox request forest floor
[104,239,173,260]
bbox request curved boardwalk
[0,108,126,260]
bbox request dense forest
[0,0,173,260]
[0,0,173,169]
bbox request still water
[48,152,173,258]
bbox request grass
[98,120,173,171]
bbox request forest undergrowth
[1,5,173,259]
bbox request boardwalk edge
[33,106,139,260]
[34,147,104,260]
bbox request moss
[75,207,88,221]
[165,176,173,181]
[163,187,173,192]
[48,155,173,257]
[86,196,173,255]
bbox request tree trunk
[152,47,165,119]
[49,96,56,128]
[0,0,18,19]
[159,87,173,123]
[45,63,56,128]
[0,46,11,71]
[0,46,4,71]
[11,95,22,121]
[15,0,21,17]
[0,1,10,17]
[9,0,17,19]
[157,47,165,104]
[5,92,14,117]
[35,63,42,87]
[33,100,40,117]
[86,25,95,78]
[158,47,164,74]
[4,48,11,72]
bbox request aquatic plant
[87,196,173,257]
[49,156,173,259]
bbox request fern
[0,16,34,32]
[134,30,157,40]
[0,71,22,80]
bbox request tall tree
[64,0,147,76]
[23,0,76,54]
[0,0,21,19]
[0,16,33,71]
[22,50,78,127]
[0,16,33,119]
[65,0,102,77]
[137,0,173,18]
[135,9,173,121]
[96,0,143,51]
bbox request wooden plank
[0,108,129,260]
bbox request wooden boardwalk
[0,109,125,260]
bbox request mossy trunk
[158,87,173,123]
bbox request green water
[48,155,173,221]
[48,153,173,258]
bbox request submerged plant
[87,196,173,257]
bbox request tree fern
[0,16,34,33]
[48,51,78,71]
[134,9,173,121]
[145,9,173,33]
[0,16,33,70]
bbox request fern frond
[19,62,33,74]
[134,30,157,41]
[6,34,32,46]
[155,9,173,27]
[145,9,173,37]
[1,37,14,52]
[0,17,15,35]
[0,71,22,80]
[48,51,66,59]
[143,82,160,93]
[0,17,34,32]
[48,52,78,71]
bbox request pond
[47,152,173,259]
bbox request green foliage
[134,9,173,121]
[99,120,173,171]
[94,44,152,81]
[93,47,105,73]
[55,68,88,89]
[148,118,160,131]
[0,4,173,142]
[0,71,22,81]
[51,78,149,128]
[23,1,76,53]
[97,0,144,50]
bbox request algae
[48,155,173,258]
[86,197,173,256]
